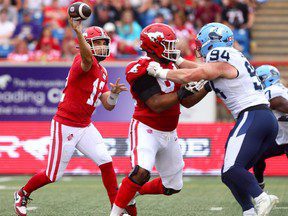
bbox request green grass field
[0,176,287,216]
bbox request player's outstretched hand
[110,78,128,94]
[147,62,161,77]
[147,61,168,79]
[68,16,82,33]
[185,80,207,93]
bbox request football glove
[278,115,288,122]
[204,81,212,92]
[147,61,169,79]
[177,80,207,101]
[185,80,207,93]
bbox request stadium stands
[0,0,266,61]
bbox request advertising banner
[0,122,287,176]
[0,66,134,121]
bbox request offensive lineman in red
[14,17,129,215]
[110,23,210,215]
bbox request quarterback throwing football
[14,17,128,215]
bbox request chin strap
[95,56,106,62]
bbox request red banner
[0,122,286,175]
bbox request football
[68,2,91,21]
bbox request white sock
[243,208,256,214]
[254,192,268,203]
[110,204,124,216]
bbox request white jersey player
[263,82,288,145]
[253,65,288,189]
[147,22,279,216]
[205,46,268,119]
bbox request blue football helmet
[255,65,280,89]
[196,22,234,58]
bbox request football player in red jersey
[14,17,130,216]
[110,23,211,216]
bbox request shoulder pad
[126,57,153,84]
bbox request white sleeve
[265,85,285,101]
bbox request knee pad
[128,165,151,186]
[163,186,181,196]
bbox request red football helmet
[82,26,110,57]
[140,23,180,62]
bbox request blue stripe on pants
[221,108,278,211]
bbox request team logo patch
[145,31,164,42]
[70,6,75,12]
[227,36,233,42]
[146,129,153,134]
[67,134,74,141]
[208,27,223,40]
[208,31,222,40]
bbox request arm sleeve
[132,74,162,102]
[266,86,285,100]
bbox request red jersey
[54,54,109,127]
[126,57,181,131]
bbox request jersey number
[87,78,105,107]
[210,50,230,61]
[265,90,271,100]
[210,81,227,99]
[244,61,262,91]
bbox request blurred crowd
[0,0,267,62]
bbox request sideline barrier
[0,122,287,176]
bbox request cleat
[243,212,257,216]
[124,204,137,216]
[243,213,257,216]
[14,189,32,216]
[255,194,279,216]
[243,208,257,216]
[118,183,138,216]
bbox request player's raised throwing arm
[68,17,93,71]
[147,61,238,84]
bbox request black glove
[278,115,288,122]
[204,81,212,92]
[177,86,194,101]
[177,80,207,101]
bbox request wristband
[159,69,169,79]
[204,82,212,92]
[107,92,119,105]
[175,57,184,66]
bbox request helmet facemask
[86,37,110,58]
[160,39,180,62]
